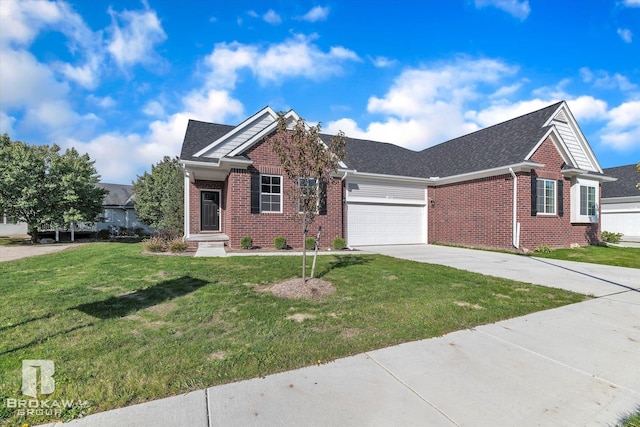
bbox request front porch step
[198,241,225,249]
[188,233,229,242]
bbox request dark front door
[201,191,220,231]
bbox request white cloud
[623,0,640,6]
[87,94,116,109]
[617,28,633,43]
[601,101,640,150]
[0,0,64,46]
[204,34,360,87]
[142,100,166,117]
[106,5,167,70]
[474,0,531,20]
[579,68,638,91]
[566,96,608,121]
[370,56,397,68]
[299,6,330,22]
[263,9,282,25]
[0,112,16,136]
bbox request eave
[180,158,253,182]
[429,162,543,186]
[562,167,617,182]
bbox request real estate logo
[22,359,55,398]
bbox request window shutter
[530,175,537,216]
[318,180,327,215]
[250,172,260,214]
[557,180,564,217]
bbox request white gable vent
[554,110,568,123]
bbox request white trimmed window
[260,174,282,212]
[536,179,556,215]
[571,178,599,223]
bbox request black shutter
[250,172,260,214]
[530,174,537,216]
[557,180,564,217]
[318,180,327,215]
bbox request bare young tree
[267,116,346,282]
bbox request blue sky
[1,0,639,184]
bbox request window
[536,179,556,214]
[260,175,281,212]
[580,185,596,216]
[298,178,318,213]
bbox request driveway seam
[364,352,460,426]
[475,328,640,396]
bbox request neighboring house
[0,183,153,239]
[601,164,640,239]
[179,101,614,251]
[95,183,154,236]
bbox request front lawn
[530,245,640,269]
[0,243,585,425]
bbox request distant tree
[267,116,346,282]
[637,162,639,190]
[0,133,106,243]
[132,156,184,236]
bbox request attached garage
[601,165,640,240]
[345,178,428,246]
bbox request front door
[201,191,220,231]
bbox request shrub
[332,237,346,250]
[534,244,552,254]
[97,229,111,240]
[274,236,287,250]
[168,238,188,253]
[240,236,253,250]
[305,237,317,250]
[143,236,165,252]
[601,231,623,244]
[133,227,145,237]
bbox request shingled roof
[97,183,134,206]
[602,164,640,198]
[180,119,235,162]
[181,101,569,179]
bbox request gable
[538,103,602,173]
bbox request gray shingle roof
[180,101,566,179]
[97,183,134,206]
[602,164,640,198]
[180,119,235,162]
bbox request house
[95,183,154,236]
[179,101,614,251]
[0,183,153,239]
[601,164,640,239]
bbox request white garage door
[347,203,426,246]
[601,211,640,237]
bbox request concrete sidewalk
[40,245,640,427]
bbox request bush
[143,236,165,252]
[601,231,623,244]
[305,237,317,250]
[240,236,253,250]
[97,229,111,240]
[274,236,287,250]
[332,237,346,250]
[133,227,145,237]
[534,244,552,254]
[168,238,188,253]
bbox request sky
[0,0,639,184]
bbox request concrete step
[198,241,225,249]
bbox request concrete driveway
[360,244,640,297]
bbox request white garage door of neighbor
[601,212,640,237]
[347,203,425,246]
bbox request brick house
[179,101,614,251]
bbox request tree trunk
[29,225,37,244]
[302,229,307,283]
[310,226,322,279]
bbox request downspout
[509,168,520,249]
[341,171,349,249]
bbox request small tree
[268,116,346,282]
[0,134,106,242]
[133,156,184,235]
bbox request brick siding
[428,137,600,251]
[190,138,344,249]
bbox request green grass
[618,408,640,427]
[530,245,640,269]
[0,243,585,425]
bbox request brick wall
[190,138,344,249]
[428,137,599,251]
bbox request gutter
[509,168,520,249]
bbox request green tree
[0,133,106,243]
[132,156,184,235]
[267,116,346,282]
